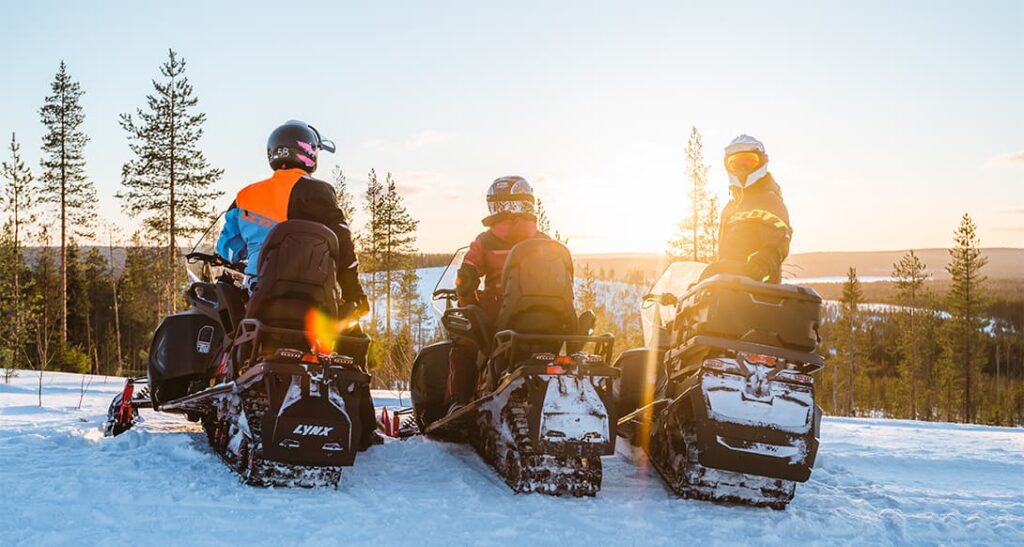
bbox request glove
[340,295,370,321]
[455,265,481,304]
[746,252,774,283]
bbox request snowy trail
[1,372,1022,546]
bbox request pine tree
[379,173,419,347]
[118,49,223,315]
[834,267,865,416]
[668,127,717,262]
[537,198,551,235]
[536,198,567,244]
[31,226,61,405]
[577,263,599,313]
[359,170,385,328]
[1,133,37,380]
[942,213,988,423]
[892,250,929,419]
[39,61,96,349]
[330,165,356,223]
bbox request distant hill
[575,248,1024,282]
[785,248,1024,280]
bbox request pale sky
[1,1,1021,254]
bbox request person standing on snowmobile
[448,176,549,407]
[216,120,368,317]
[705,134,792,284]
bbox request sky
[0,1,1022,254]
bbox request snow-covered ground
[1,372,1022,546]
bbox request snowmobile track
[648,399,794,509]
[473,384,602,497]
[202,382,343,489]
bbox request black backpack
[496,238,578,338]
[245,220,339,335]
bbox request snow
[2,371,1022,545]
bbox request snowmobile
[409,239,618,496]
[614,261,824,509]
[103,220,375,488]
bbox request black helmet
[266,120,336,173]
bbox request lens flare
[304,308,346,354]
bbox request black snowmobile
[103,220,376,488]
[615,261,824,509]
[409,239,618,496]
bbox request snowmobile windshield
[185,211,231,283]
[431,247,469,317]
[641,261,706,347]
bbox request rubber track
[474,384,602,497]
[648,402,795,509]
[201,381,343,488]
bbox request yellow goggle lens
[726,151,763,174]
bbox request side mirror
[643,293,678,306]
[578,310,597,336]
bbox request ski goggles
[725,151,765,174]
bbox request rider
[706,134,792,284]
[216,120,377,448]
[216,120,368,317]
[448,176,548,407]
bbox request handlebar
[186,252,245,272]
[432,288,458,300]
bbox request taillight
[778,371,814,385]
[742,353,777,366]
[546,365,565,374]
[703,359,740,374]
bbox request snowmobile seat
[493,239,578,362]
[441,304,495,356]
[215,281,246,336]
[236,220,341,360]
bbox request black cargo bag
[148,310,224,407]
[673,274,822,352]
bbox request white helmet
[483,176,536,226]
[724,134,769,188]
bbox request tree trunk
[109,238,123,375]
[168,76,177,317]
[60,97,68,352]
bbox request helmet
[724,134,769,188]
[266,120,336,173]
[482,176,536,226]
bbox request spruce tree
[668,127,718,262]
[379,172,419,346]
[360,170,385,328]
[535,197,567,244]
[892,250,929,418]
[330,165,356,223]
[834,267,865,415]
[39,61,96,348]
[577,263,599,313]
[1,133,37,376]
[942,213,988,423]
[118,49,223,315]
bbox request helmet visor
[725,151,764,175]
[307,124,336,153]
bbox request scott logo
[292,424,334,436]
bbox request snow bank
[1,371,1022,545]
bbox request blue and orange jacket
[216,168,364,301]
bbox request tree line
[820,214,1023,425]
[0,51,432,393]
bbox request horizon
[1,1,1022,254]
